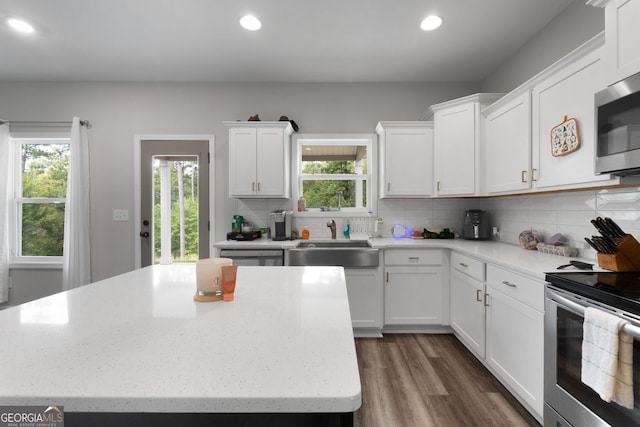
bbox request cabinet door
[435,104,476,196]
[256,127,288,197]
[384,267,443,325]
[485,92,532,194]
[229,128,257,196]
[382,128,433,197]
[450,269,486,357]
[486,287,544,419]
[605,0,640,86]
[345,269,382,329]
[532,48,615,189]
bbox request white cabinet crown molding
[375,121,433,130]
[223,121,293,134]
[586,0,609,7]
[482,32,605,117]
[422,93,504,120]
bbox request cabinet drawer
[486,264,544,311]
[451,252,484,281]
[385,249,442,266]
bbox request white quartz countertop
[215,237,597,280]
[0,265,361,414]
[368,238,598,280]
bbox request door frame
[133,134,215,269]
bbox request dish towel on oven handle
[581,306,634,409]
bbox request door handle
[484,293,490,307]
[140,231,150,238]
[521,170,527,183]
[476,289,482,302]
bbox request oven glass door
[556,306,640,425]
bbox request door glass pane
[153,158,199,264]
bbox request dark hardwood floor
[354,334,540,427]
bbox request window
[12,137,70,260]
[294,134,375,215]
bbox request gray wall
[0,81,478,294]
[480,0,604,93]
[0,0,608,307]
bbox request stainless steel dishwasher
[218,249,284,266]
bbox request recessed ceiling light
[6,17,35,34]
[420,15,442,31]
[240,15,262,31]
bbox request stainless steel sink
[289,240,379,268]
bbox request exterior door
[140,140,209,267]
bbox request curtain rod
[0,119,91,128]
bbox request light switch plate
[113,209,129,222]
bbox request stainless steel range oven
[545,272,640,426]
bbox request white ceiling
[0,0,574,83]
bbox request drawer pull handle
[409,257,420,260]
[476,289,482,302]
[459,262,468,267]
[484,293,490,307]
[502,280,517,288]
[387,182,391,192]
[257,182,261,191]
[521,170,527,183]
[252,182,256,191]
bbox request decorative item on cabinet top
[241,114,299,132]
[550,116,580,157]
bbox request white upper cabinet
[484,91,532,194]
[531,42,618,190]
[376,121,433,198]
[224,121,293,198]
[427,94,503,197]
[481,33,620,196]
[599,0,640,85]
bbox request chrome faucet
[327,220,337,239]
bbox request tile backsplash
[232,187,640,262]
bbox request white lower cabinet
[450,268,486,357]
[344,268,382,335]
[485,285,544,419]
[450,252,544,422]
[383,249,447,327]
[485,264,544,419]
[385,266,444,324]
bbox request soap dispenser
[343,219,351,238]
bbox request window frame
[10,135,71,266]
[292,133,377,218]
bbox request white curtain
[62,117,91,290]
[0,124,10,302]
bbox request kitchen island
[0,265,361,426]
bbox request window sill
[9,259,63,270]
[294,209,373,219]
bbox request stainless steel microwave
[595,71,640,176]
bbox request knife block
[596,234,640,271]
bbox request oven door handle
[549,290,640,340]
